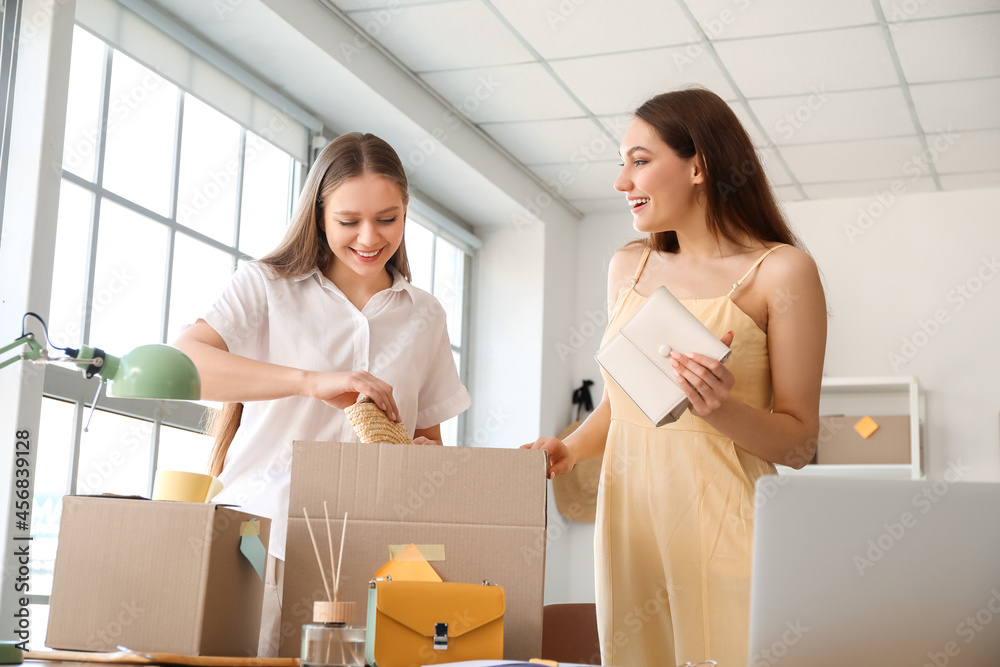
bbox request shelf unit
[776,376,922,480]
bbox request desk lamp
[1,312,200,405]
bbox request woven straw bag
[345,395,412,444]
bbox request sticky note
[239,519,266,581]
[373,542,442,582]
[854,416,880,439]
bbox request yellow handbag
[365,579,504,666]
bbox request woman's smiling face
[322,172,406,279]
[614,117,705,234]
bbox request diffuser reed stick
[334,512,348,600]
[302,507,332,602]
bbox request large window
[27,24,475,640]
[29,26,298,628]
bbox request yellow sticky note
[854,416,880,439]
[373,542,443,582]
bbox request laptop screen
[748,475,1000,666]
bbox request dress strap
[631,246,652,286]
[727,244,787,296]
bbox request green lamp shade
[104,344,201,400]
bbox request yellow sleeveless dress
[596,246,782,666]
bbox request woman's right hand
[307,370,400,422]
[521,437,577,480]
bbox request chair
[541,603,602,664]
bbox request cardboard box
[815,415,911,464]
[279,442,547,660]
[47,496,270,656]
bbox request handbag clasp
[433,622,448,650]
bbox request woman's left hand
[412,436,442,446]
[670,331,736,418]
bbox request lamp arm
[0,334,46,371]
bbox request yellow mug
[152,470,223,503]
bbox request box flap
[373,581,504,638]
[288,442,546,527]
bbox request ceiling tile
[550,48,737,117]
[348,1,533,71]
[781,136,926,182]
[686,0,876,39]
[892,14,1000,82]
[420,64,584,123]
[803,177,937,200]
[750,87,914,145]
[529,161,622,200]
[715,27,897,97]
[490,0,697,60]
[939,171,1000,190]
[481,118,618,165]
[931,129,1000,173]
[911,78,1000,132]
[879,0,1000,22]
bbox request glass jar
[300,622,365,667]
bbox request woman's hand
[670,331,736,418]
[412,436,441,446]
[306,370,400,422]
[520,437,577,480]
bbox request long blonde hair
[207,132,411,477]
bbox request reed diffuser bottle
[301,601,364,667]
[300,504,364,667]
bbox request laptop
[748,475,1000,666]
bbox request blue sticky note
[239,518,266,581]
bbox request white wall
[543,187,1000,604]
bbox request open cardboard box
[46,496,270,656]
[278,442,548,660]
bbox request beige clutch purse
[595,286,731,426]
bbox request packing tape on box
[389,544,445,561]
[239,519,266,581]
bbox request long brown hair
[207,132,411,477]
[631,88,800,253]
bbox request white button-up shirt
[203,262,471,559]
